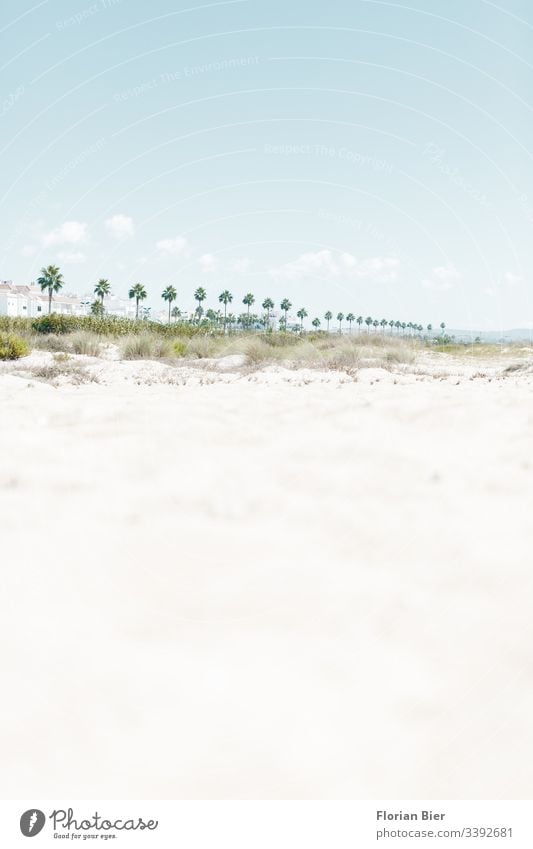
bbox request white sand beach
[1,350,533,799]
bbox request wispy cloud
[270,250,400,281]
[41,220,87,247]
[232,257,251,274]
[105,214,134,239]
[198,253,217,273]
[422,265,461,291]
[156,235,188,256]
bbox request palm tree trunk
[168,301,171,324]
[48,289,52,313]
[136,298,139,319]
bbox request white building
[0,282,90,318]
[99,294,137,320]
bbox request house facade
[0,282,90,318]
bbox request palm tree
[389,319,395,334]
[129,283,147,319]
[243,292,255,326]
[401,322,407,335]
[262,297,275,330]
[218,290,233,331]
[440,322,446,334]
[395,320,401,334]
[280,298,292,330]
[373,319,379,333]
[312,317,321,330]
[37,265,64,313]
[346,312,355,333]
[171,305,181,322]
[427,323,433,335]
[194,287,207,322]
[297,307,308,333]
[90,299,103,316]
[337,311,344,333]
[324,310,333,332]
[356,315,363,333]
[161,285,177,323]
[94,278,110,310]
[365,315,373,333]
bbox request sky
[1,0,532,329]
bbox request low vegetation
[0,333,29,360]
[2,313,530,381]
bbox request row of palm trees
[156,286,446,338]
[36,266,445,337]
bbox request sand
[1,350,533,799]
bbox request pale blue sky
[1,0,532,328]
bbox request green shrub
[262,332,302,348]
[173,340,187,357]
[0,316,32,334]
[0,333,30,360]
[29,313,210,338]
[32,313,77,334]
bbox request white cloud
[57,251,87,264]
[156,235,188,256]
[422,265,461,291]
[504,271,522,287]
[105,214,134,239]
[270,250,400,282]
[271,250,339,280]
[198,253,217,273]
[353,257,400,280]
[21,244,37,257]
[41,220,87,247]
[340,252,357,269]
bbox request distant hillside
[447,329,533,344]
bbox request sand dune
[1,351,532,798]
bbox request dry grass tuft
[69,332,101,357]
[120,334,175,359]
[28,357,100,384]
[185,335,219,359]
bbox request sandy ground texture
[1,349,533,799]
